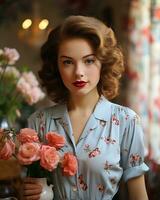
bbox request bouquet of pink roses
[0,128,78,179]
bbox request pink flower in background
[16,77,31,94]
[17,142,41,165]
[40,145,60,171]
[0,66,20,78]
[26,87,45,105]
[17,128,39,144]
[17,72,45,105]
[22,71,39,87]
[61,152,78,176]
[3,47,20,65]
[0,47,45,125]
[46,132,66,149]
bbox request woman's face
[58,38,101,98]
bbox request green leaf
[26,161,53,182]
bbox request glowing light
[22,19,32,29]
[38,19,49,30]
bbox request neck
[67,91,100,113]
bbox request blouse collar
[51,95,112,122]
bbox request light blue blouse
[28,96,149,200]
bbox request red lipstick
[73,80,87,88]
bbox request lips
[72,80,87,88]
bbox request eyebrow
[59,54,95,59]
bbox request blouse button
[72,185,78,192]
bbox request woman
[24,15,149,200]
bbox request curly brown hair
[39,15,125,103]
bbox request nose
[74,62,85,78]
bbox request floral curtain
[127,0,160,163]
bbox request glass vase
[0,117,9,129]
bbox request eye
[85,58,95,65]
[62,60,73,65]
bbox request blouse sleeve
[120,112,149,182]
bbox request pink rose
[25,87,45,105]
[0,140,15,160]
[16,73,45,105]
[61,152,78,176]
[4,66,20,78]
[3,47,20,65]
[16,77,31,95]
[22,72,39,87]
[17,128,39,144]
[45,132,65,149]
[17,142,40,165]
[40,145,60,171]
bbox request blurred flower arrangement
[0,47,45,126]
[0,128,78,178]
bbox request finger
[24,188,42,196]
[24,177,41,184]
[24,194,41,200]
[24,183,42,190]
[23,187,42,196]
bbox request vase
[0,117,9,129]
[36,178,54,200]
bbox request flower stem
[9,92,21,107]
[0,63,7,83]
[4,92,21,124]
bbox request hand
[23,177,42,200]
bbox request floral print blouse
[28,96,149,200]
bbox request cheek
[89,67,101,80]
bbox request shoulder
[96,96,140,125]
[28,103,65,122]
[110,101,140,123]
